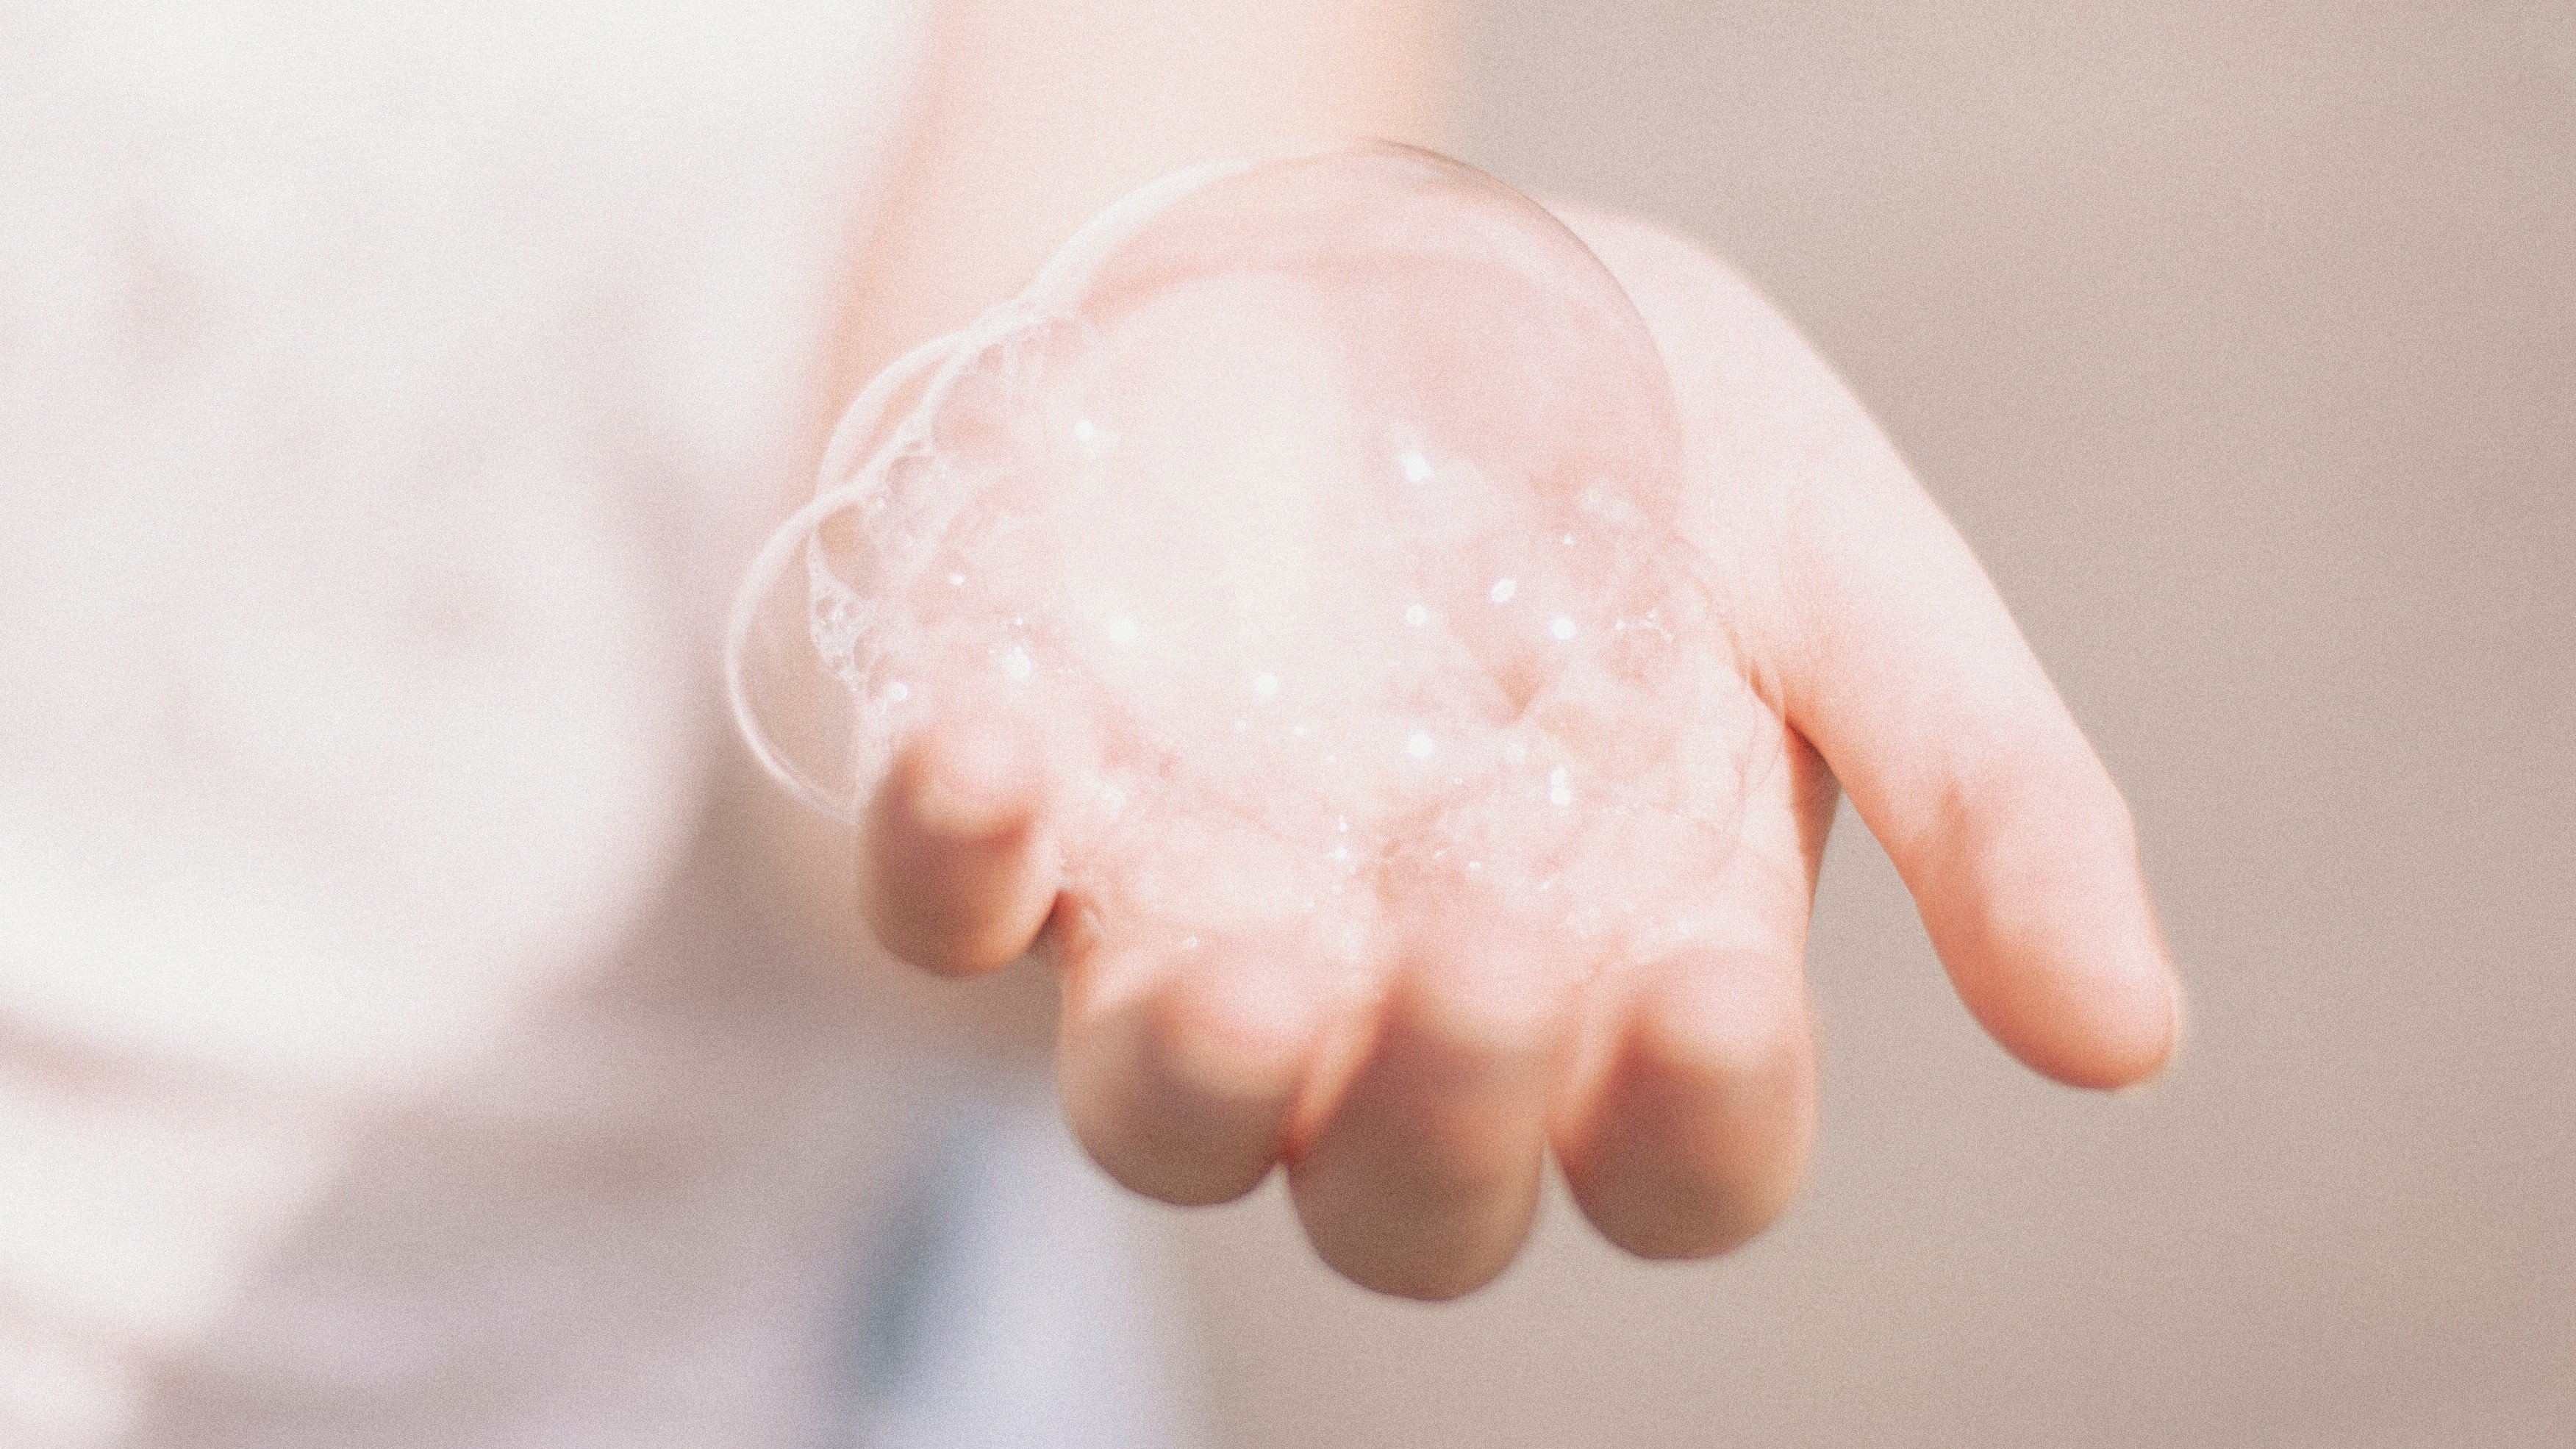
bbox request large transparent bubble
[730,143,1762,961]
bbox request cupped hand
[852,211,2178,1300]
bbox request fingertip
[859,723,1058,977]
[898,720,1047,844]
[2003,978,2176,1091]
[1954,898,2180,1092]
[1285,953,1558,1301]
[1557,954,1815,1262]
[2067,947,2182,1091]
[1894,753,2180,1090]
[1060,945,1321,1206]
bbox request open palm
[851,210,2178,1300]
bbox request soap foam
[731,143,1764,963]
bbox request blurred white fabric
[0,4,1198,1444]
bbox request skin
[817,0,2180,1300]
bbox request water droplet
[1489,577,1517,604]
[1001,647,1033,681]
[886,680,912,703]
[1404,603,1429,627]
[1549,765,1573,807]
[1400,449,1434,483]
[1406,731,1437,759]
[1104,615,1138,645]
[1549,615,1578,640]
[1253,672,1280,698]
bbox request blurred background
[1153,2,2576,1444]
[6,3,2566,1445]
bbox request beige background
[1156,2,2576,1445]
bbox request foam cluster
[730,143,1761,963]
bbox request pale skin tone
[809,0,2180,1300]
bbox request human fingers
[856,720,1060,977]
[1551,752,1825,1259]
[1777,455,2177,1087]
[1284,894,1564,1300]
[1554,943,1816,1259]
[1567,212,2177,1090]
[1753,357,2171,1085]
[1054,920,1323,1206]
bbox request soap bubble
[729,143,1764,959]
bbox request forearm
[832,0,1457,412]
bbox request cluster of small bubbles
[727,142,1767,963]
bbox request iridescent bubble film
[730,143,1762,962]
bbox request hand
[851,211,2180,1300]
